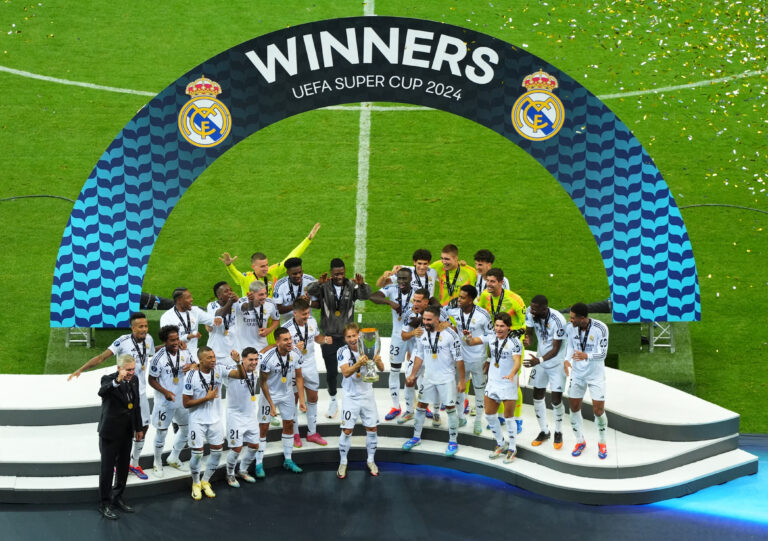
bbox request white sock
[486,413,503,446]
[339,432,351,464]
[505,417,517,452]
[571,409,584,442]
[595,413,608,444]
[203,449,221,482]
[307,402,318,435]
[389,366,401,408]
[131,438,144,467]
[447,408,459,442]
[241,447,257,472]
[405,385,415,413]
[226,449,239,476]
[457,392,466,420]
[172,424,188,453]
[154,429,167,465]
[413,407,426,439]
[366,432,377,462]
[281,434,293,459]
[190,449,203,483]
[534,398,549,433]
[553,402,565,433]
[256,437,266,465]
[475,385,485,416]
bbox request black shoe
[112,499,134,513]
[531,431,550,446]
[98,504,119,520]
[553,431,564,449]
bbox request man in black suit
[98,354,144,520]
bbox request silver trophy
[358,328,381,383]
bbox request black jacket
[307,277,372,337]
[97,372,142,440]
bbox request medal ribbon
[397,289,413,315]
[289,280,303,302]
[131,336,146,367]
[333,284,345,314]
[578,321,592,353]
[536,309,551,341]
[494,335,510,367]
[165,349,180,379]
[174,308,191,335]
[489,290,505,318]
[293,319,308,346]
[459,306,476,332]
[253,304,264,328]
[245,371,256,397]
[198,368,215,392]
[426,331,441,357]
[276,351,290,380]
[445,268,461,296]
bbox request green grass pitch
[0,1,765,431]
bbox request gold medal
[251,395,256,402]
[432,353,437,359]
[398,316,402,321]
[335,310,341,316]
[224,330,229,336]
[173,377,179,384]
[127,403,134,409]
[302,348,307,354]
[356,372,361,378]
[281,376,287,383]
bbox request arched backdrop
[51,16,701,328]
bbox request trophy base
[361,375,380,383]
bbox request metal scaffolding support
[65,327,94,348]
[647,321,675,353]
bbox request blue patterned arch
[51,17,700,327]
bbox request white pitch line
[597,67,768,99]
[353,1,376,300]
[0,64,155,97]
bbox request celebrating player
[257,328,307,474]
[402,306,465,456]
[273,257,317,319]
[147,325,196,477]
[182,347,247,500]
[336,323,385,479]
[564,303,610,459]
[235,280,280,352]
[466,313,523,463]
[220,222,321,297]
[69,312,155,480]
[376,248,438,299]
[281,297,332,447]
[206,281,239,363]
[431,244,477,306]
[159,288,222,358]
[473,249,509,292]
[524,295,568,449]
[221,347,262,487]
[369,267,415,421]
[447,285,492,435]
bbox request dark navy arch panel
[51,17,700,327]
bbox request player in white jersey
[402,306,465,456]
[282,297,332,447]
[182,346,248,500]
[369,267,415,421]
[523,295,568,450]
[68,312,155,479]
[397,288,434,424]
[206,281,239,363]
[234,280,280,353]
[147,325,196,477]
[220,347,263,483]
[447,285,492,435]
[257,328,307,474]
[564,302,610,459]
[159,287,222,358]
[473,249,510,292]
[466,312,523,463]
[273,257,317,320]
[376,248,438,299]
[335,323,385,479]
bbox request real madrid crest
[178,75,232,148]
[511,70,564,141]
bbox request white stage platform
[0,339,757,504]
